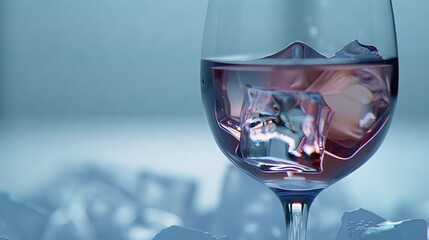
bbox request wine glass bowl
[201,0,398,239]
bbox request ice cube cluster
[153,210,427,240]
[0,165,427,240]
[153,208,428,240]
[0,165,196,240]
[215,40,392,168]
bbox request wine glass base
[265,178,329,192]
[270,187,323,205]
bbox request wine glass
[200,0,398,239]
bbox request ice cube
[0,192,49,240]
[335,208,427,240]
[153,226,229,240]
[334,40,382,60]
[211,166,284,240]
[213,42,328,140]
[306,58,390,154]
[240,86,333,173]
[41,166,140,240]
[265,40,382,62]
[34,165,198,240]
[266,41,326,59]
[136,172,196,225]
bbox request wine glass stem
[283,202,310,240]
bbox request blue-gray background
[0,1,428,239]
[0,0,428,119]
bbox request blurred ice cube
[42,198,97,240]
[211,166,284,240]
[240,86,333,173]
[153,226,229,240]
[41,166,140,240]
[136,172,197,225]
[308,184,355,240]
[335,208,427,240]
[0,193,49,240]
[334,40,382,60]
